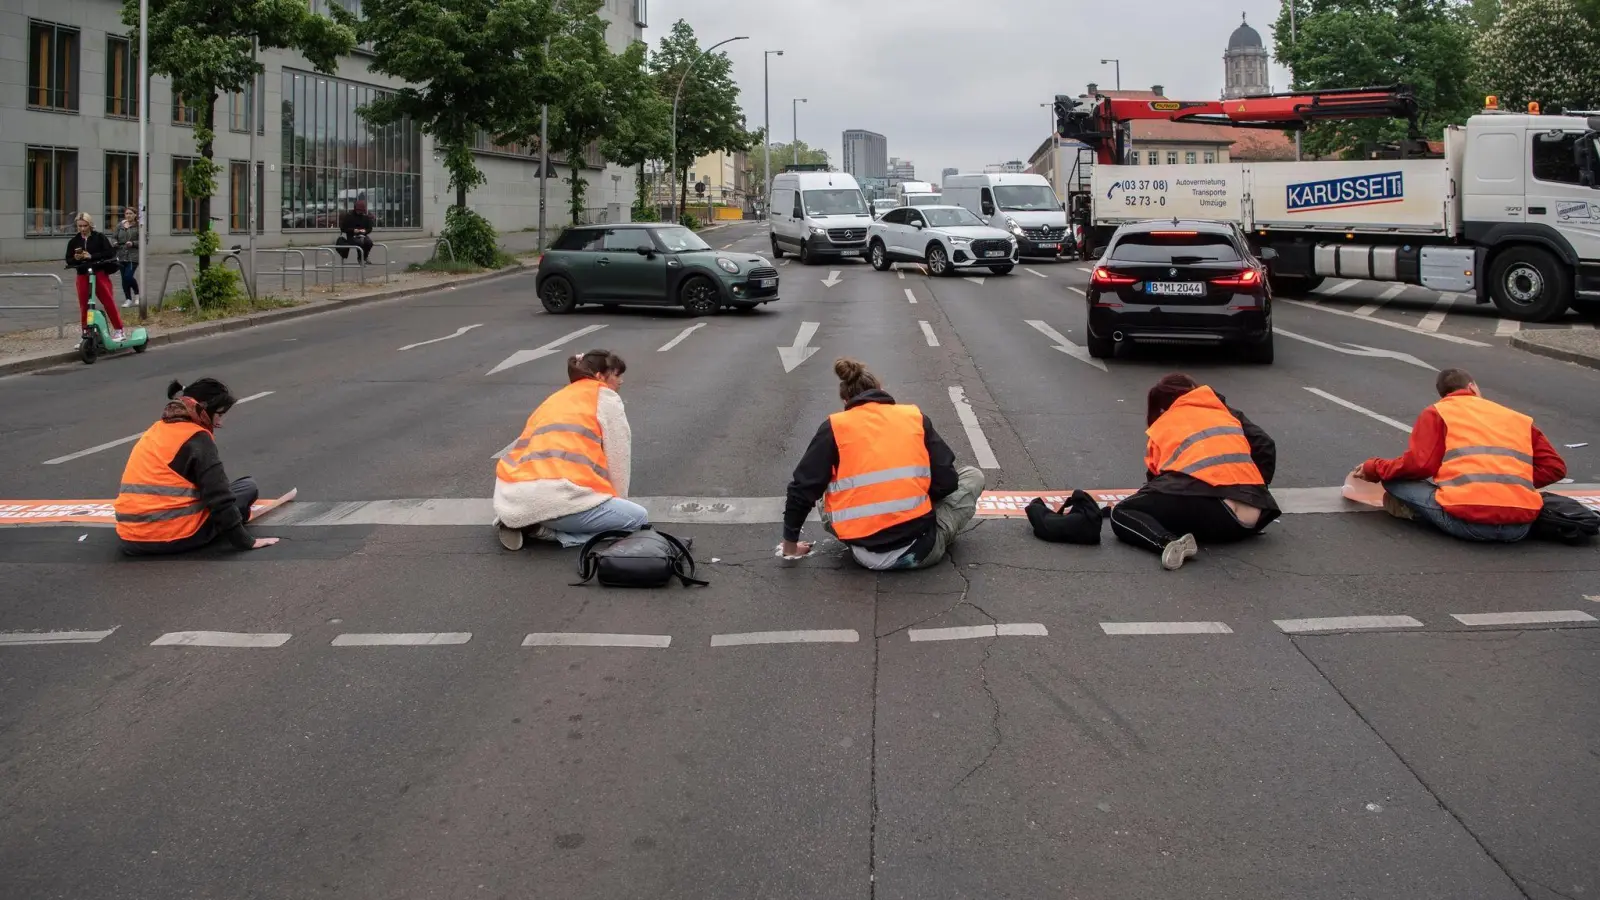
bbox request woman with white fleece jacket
[493,350,647,550]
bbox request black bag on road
[1025,491,1106,545]
[573,526,709,588]
[1531,493,1600,544]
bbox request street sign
[695,182,707,195]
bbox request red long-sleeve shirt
[1361,390,1567,524]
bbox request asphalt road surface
[3,219,1598,900]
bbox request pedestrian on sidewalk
[493,350,649,550]
[1350,368,1565,542]
[115,379,278,555]
[1109,374,1279,570]
[335,198,375,264]
[64,212,126,341]
[780,358,986,569]
[112,207,140,309]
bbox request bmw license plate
[758,278,777,288]
[1147,282,1205,296]
[983,250,1008,258]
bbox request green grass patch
[149,290,302,325]
[407,249,520,274]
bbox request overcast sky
[648,0,1293,178]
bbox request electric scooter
[71,269,148,364]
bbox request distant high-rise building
[842,129,888,179]
[888,157,916,184]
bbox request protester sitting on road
[780,358,986,569]
[64,212,127,342]
[1109,374,1279,570]
[115,379,277,555]
[1350,367,1566,542]
[493,350,648,550]
[335,199,376,264]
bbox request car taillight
[1210,269,1260,288]
[1091,267,1137,287]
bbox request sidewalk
[1510,329,1600,371]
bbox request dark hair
[1436,368,1474,397]
[568,349,626,383]
[1146,373,1200,425]
[168,378,237,415]
[834,357,882,403]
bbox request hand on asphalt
[1349,464,1374,482]
[252,537,280,549]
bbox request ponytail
[568,349,626,383]
[834,357,882,403]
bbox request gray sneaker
[495,520,524,551]
[1161,533,1199,571]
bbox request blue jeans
[1383,480,1532,543]
[119,261,139,301]
[542,498,650,548]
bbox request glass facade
[104,152,139,230]
[26,146,78,236]
[280,68,422,230]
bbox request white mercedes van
[769,171,873,264]
[942,173,1071,258]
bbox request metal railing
[251,249,308,296]
[306,242,391,287]
[150,261,195,314]
[0,272,67,338]
[431,237,455,263]
[220,253,256,304]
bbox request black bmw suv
[1085,220,1275,364]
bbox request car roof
[899,205,969,212]
[568,222,674,231]
[1114,219,1236,236]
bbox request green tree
[749,138,831,191]
[121,0,353,296]
[1477,0,1600,111]
[649,20,756,215]
[1274,0,1478,158]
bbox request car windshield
[923,208,985,227]
[906,194,943,207]
[1110,232,1242,262]
[993,185,1060,211]
[802,189,868,216]
[655,226,711,252]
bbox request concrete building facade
[841,128,886,180]
[1,0,648,263]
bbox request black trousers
[120,476,258,556]
[1109,489,1260,553]
[335,234,373,262]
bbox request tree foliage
[1274,0,1478,159]
[1477,0,1600,112]
[121,0,353,288]
[749,138,831,192]
[648,20,756,214]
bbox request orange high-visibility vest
[1433,394,1541,514]
[496,379,615,495]
[824,403,933,541]
[1145,385,1264,486]
[114,420,210,543]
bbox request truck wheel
[1489,246,1569,322]
[1267,273,1324,295]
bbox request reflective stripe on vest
[1145,385,1264,487]
[823,403,933,541]
[495,379,615,495]
[114,420,211,543]
[1433,394,1541,513]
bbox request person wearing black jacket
[781,358,986,570]
[1109,373,1279,570]
[64,212,127,340]
[336,198,376,263]
[114,379,279,555]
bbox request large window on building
[106,36,138,118]
[104,152,139,230]
[229,160,266,232]
[26,146,78,236]
[173,93,199,126]
[1185,151,1197,165]
[1203,151,1216,164]
[280,68,422,229]
[28,20,79,112]
[229,74,266,134]
[172,157,201,233]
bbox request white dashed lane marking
[523,633,672,648]
[1303,387,1414,433]
[1100,621,1233,635]
[150,631,292,648]
[1275,615,1423,634]
[657,323,706,352]
[332,632,473,646]
[948,385,1001,469]
[919,321,940,347]
[907,623,1048,642]
[0,628,118,646]
[1451,610,1596,627]
[43,392,274,465]
[710,630,859,647]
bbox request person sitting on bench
[336,199,375,264]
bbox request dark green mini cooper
[536,223,780,315]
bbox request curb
[1508,334,1600,372]
[0,262,531,377]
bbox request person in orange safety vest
[493,350,648,550]
[1350,367,1565,542]
[1108,373,1279,570]
[781,358,985,570]
[115,378,278,555]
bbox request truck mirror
[1259,247,1279,261]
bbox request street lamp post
[136,0,149,320]
[670,35,748,224]
[1099,58,1121,91]
[1289,2,1302,161]
[764,50,783,217]
[792,98,807,165]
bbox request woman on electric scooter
[64,212,126,342]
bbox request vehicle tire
[990,264,1014,276]
[799,240,816,265]
[1267,272,1324,295]
[1087,331,1115,359]
[771,235,785,259]
[1243,332,1274,364]
[869,240,891,272]
[680,275,722,316]
[539,275,577,314]
[926,243,952,277]
[132,340,147,353]
[1489,246,1570,322]
[79,336,98,365]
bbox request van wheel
[1489,246,1569,322]
[799,240,815,265]
[869,241,891,271]
[926,244,951,277]
[770,235,785,259]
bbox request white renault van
[943,173,1071,258]
[769,171,873,264]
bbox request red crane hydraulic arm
[1054,85,1421,165]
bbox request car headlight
[948,236,971,245]
[716,257,740,274]
[1006,219,1024,235]
[810,226,828,236]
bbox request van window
[791,193,803,218]
[802,189,868,216]
[1532,132,1584,185]
[993,184,1059,211]
[980,188,995,209]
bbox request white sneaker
[494,520,524,551]
[120,300,134,308]
[111,329,127,342]
[1160,533,1199,571]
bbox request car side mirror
[1259,247,1279,261]
[912,221,924,230]
[636,245,655,257]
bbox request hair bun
[834,358,865,380]
[166,379,185,399]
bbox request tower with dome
[1223,12,1272,99]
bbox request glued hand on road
[252,537,280,550]
[776,541,814,561]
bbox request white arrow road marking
[1024,268,1048,278]
[1025,319,1108,372]
[1417,292,1462,332]
[919,321,940,347]
[948,386,1001,469]
[821,270,842,288]
[43,391,274,465]
[0,628,118,645]
[658,323,706,352]
[904,288,918,304]
[1278,299,1490,346]
[1303,387,1413,433]
[1354,283,1406,316]
[1273,327,1436,370]
[963,276,987,285]
[898,270,906,280]
[398,323,482,351]
[779,259,790,267]
[779,321,821,373]
[487,324,608,376]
